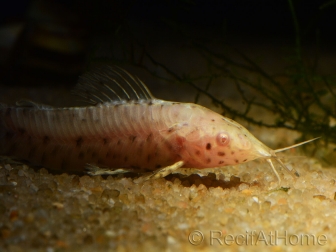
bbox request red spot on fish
[174,136,185,151]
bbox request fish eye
[216,132,230,146]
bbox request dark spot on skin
[129,136,136,142]
[146,133,153,142]
[155,164,162,168]
[117,140,121,145]
[243,159,247,162]
[211,119,215,122]
[76,137,83,147]
[168,128,174,133]
[218,152,225,156]
[206,143,211,150]
[231,151,235,155]
[81,118,87,122]
[147,154,151,162]
[235,159,239,163]
[206,158,211,163]
[103,138,109,145]
[148,101,153,105]
[160,104,164,109]
[218,161,224,165]
[43,136,50,145]
[124,156,128,162]
[78,151,84,159]
[195,150,201,156]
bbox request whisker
[274,137,320,153]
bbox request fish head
[181,111,272,168]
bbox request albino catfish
[0,66,318,183]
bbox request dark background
[0,0,335,88]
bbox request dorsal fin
[73,65,155,105]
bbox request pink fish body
[0,66,314,180]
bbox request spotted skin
[0,67,318,182]
[0,99,271,173]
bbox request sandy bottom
[1,44,335,251]
[0,154,335,252]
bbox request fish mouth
[254,144,300,183]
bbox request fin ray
[73,66,155,104]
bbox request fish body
[0,66,316,181]
[0,99,270,172]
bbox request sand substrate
[0,155,335,252]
